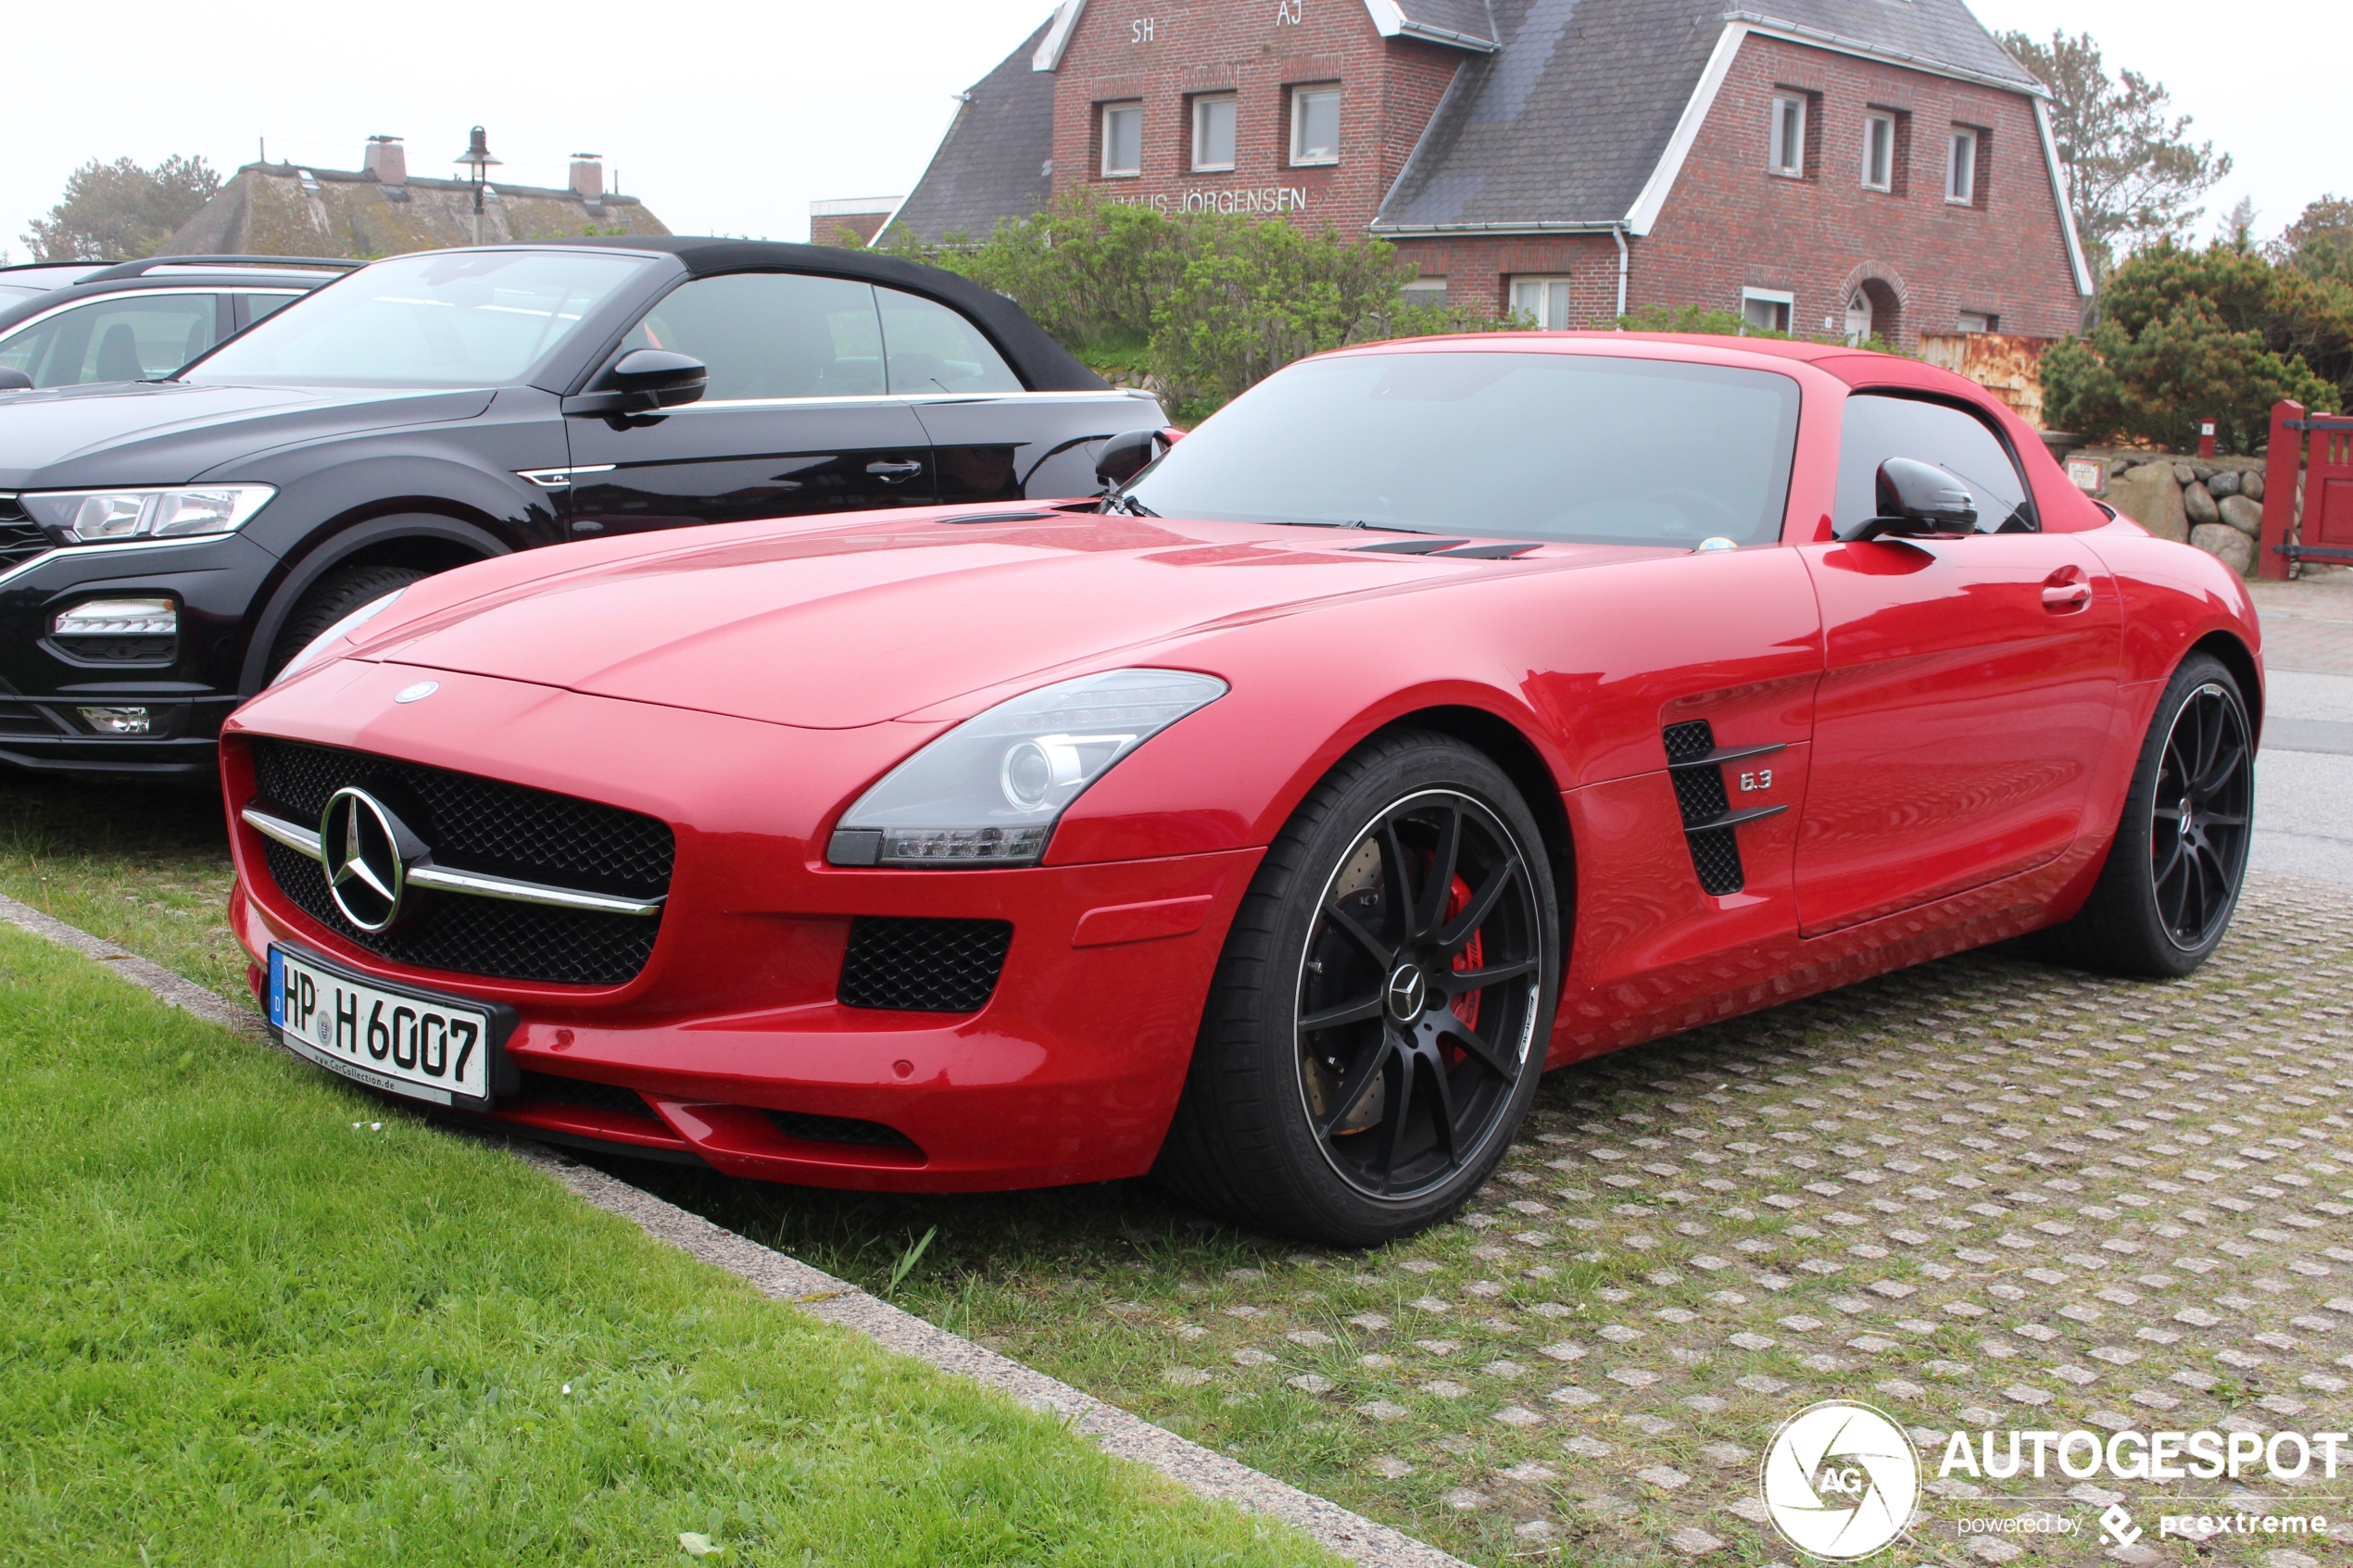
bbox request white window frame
[1862,112,1894,192]
[1290,84,1340,167]
[1101,101,1144,179]
[1400,277,1449,308]
[1957,311,1993,333]
[1946,126,1978,205]
[1509,275,1574,330]
[1768,94,1806,178]
[1190,94,1237,173]
[1740,288,1794,335]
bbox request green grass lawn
[0,922,1337,1568]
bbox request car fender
[234,509,515,695]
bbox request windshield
[185,249,648,388]
[1122,350,1802,548]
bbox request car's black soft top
[552,235,1105,394]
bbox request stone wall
[2077,448,2271,575]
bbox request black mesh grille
[248,738,673,987]
[768,1110,922,1150]
[1687,826,1746,897]
[1660,719,1746,896]
[838,916,1012,1013]
[252,739,672,894]
[1662,720,1716,764]
[518,1070,657,1119]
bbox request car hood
[0,379,495,489]
[361,511,1627,729]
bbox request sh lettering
[1132,16,1154,42]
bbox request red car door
[1793,391,2123,936]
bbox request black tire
[2032,651,2254,978]
[265,563,429,682]
[1154,730,1561,1247]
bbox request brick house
[881,0,2091,346]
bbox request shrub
[2042,240,2347,451]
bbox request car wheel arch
[236,510,509,695]
[2189,628,2262,745]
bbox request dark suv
[0,238,1163,778]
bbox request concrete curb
[0,890,1469,1568]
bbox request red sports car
[220,334,2261,1246]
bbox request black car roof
[534,235,1104,394]
[0,257,348,333]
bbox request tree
[2041,241,2347,452]
[2276,195,2353,286]
[1998,31,2230,283]
[21,156,221,262]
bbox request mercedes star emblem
[319,786,424,932]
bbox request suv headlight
[828,668,1227,868]
[20,485,275,543]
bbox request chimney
[569,154,605,203]
[362,135,407,186]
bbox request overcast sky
[2,0,2341,264]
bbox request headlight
[20,484,275,543]
[828,668,1228,868]
[270,588,407,687]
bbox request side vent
[1660,719,1789,897]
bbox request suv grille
[838,916,1012,1012]
[249,738,673,986]
[0,495,51,571]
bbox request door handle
[2041,583,2093,611]
[865,459,924,481]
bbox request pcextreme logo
[1761,1399,1921,1559]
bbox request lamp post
[452,125,501,245]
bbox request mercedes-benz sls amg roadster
[220,334,2262,1245]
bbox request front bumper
[223,659,1260,1191]
[0,530,277,777]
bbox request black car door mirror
[1095,428,1162,490]
[596,348,709,413]
[0,368,32,392]
[1838,457,1980,542]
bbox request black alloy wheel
[2029,650,2255,978]
[2147,679,2253,951]
[1155,731,1560,1246]
[1296,790,1543,1199]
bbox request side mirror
[598,348,708,412]
[0,369,32,392]
[1839,457,1979,542]
[1095,428,1163,491]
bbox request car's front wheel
[264,562,428,684]
[2032,649,2255,977]
[1155,731,1560,1246]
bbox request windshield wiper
[1101,491,1158,517]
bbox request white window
[1290,85,1340,166]
[1509,276,1573,330]
[1101,101,1143,178]
[1768,94,1806,177]
[1191,94,1237,172]
[1957,311,1994,333]
[1401,277,1449,308]
[1862,113,1894,191]
[1741,288,1793,334]
[1946,127,1978,205]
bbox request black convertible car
[0,238,1163,778]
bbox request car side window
[618,272,885,401]
[0,294,220,387]
[240,292,303,327]
[873,286,1023,395]
[1835,392,2034,534]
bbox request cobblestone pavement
[948,874,2352,1567]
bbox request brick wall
[1630,33,2083,345]
[1048,0,1464,231]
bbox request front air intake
[838,916,1013,1012]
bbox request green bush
[2041,240,2347,451]
[889,193,1513,417]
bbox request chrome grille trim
[241,806,665,918]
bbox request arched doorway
[1846,279,1902,346]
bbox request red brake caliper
[1445,874,1482,1035]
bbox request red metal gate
[2260,399,2353,579]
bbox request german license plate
[269,946,497,1109]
